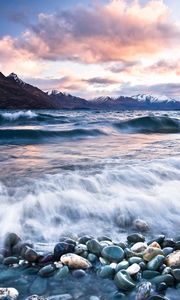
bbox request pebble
[99,265,114,278]
[72,269,86,278]
[166,250,180,268]
[115,270,136,291]
[143,247,164,262]
[3,257,19,265]
[135,282,152,300]
[24,247,39,262]
[54,243,75,260]
[131,242,147,253]
[86,239,102,255]
[0,288,19,300]
[38,264,55,277]
[54,266,69,280]
[127,233,145,243]
[101,246,124,262]
[126,263,140,275]
[133,219,149,232]
[60,253,92,269]
[172,268,180,281]
[147,255,165,271]
[116,261,129,272]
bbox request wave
[0,157,179,242]
[114,115,180,133]
[0,111,70,125]
[0,127,105,142]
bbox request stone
[166,250,180,268]
[74,244,87,254]
[143,247,164,262]
[97,236,112,242]
[72,269,86,278]
[54,243,74,260]
[115,270,136,291]
[78,236,92,244]
[156,282,167,292]
[162,247,173,256]
[127,234,145,243]
[60,253,92,269]
[47,295,73,300]
[133,219,149,232]
[26,295,47,300]
[175,241,180,250]
[162,267,172,275]
[24,247,39,262]
[128,257,143,265]
[142,270,160,279]
[147,255,165,271]
[29,277,47,295]
[3,257,19,265]
[87,253,97,263]
[54,266,69,280]
[135,282,152,300]
[152,274,174,286]
[38,253,55,265]
[101,246,124,262]
[172,268,180,281]
[162,238,176,248]
[147,235,165,246]
[126,263,140,275]
[0,288,19,300]
[99,265,114,278]
[125,249,143,259]
[86,239,102,255]
[149,242,161,249]
[116,261,129,272]
[4,233,21,249]
[131,242,147,253]
[38,264,55,277]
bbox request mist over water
[0,109,179,243]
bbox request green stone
[102,246,124,262]
[128,257,143,265]
[114,270,136,291]
[86,239,102,255]
[172,269,180,281]
[142,270,160,279]
[38,264,55,277]
[99,265,114,278]
[152,274,174,286]
[127,233,145,243]
[54,266,69,280]
[88,253,97,263]
[116,261,129,272]
[29,277,47,295]
[147,255,165,271]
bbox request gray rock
[86,239,102,255]
[127,234,145,243]
[135,282,152,300]
[115,270,136,291]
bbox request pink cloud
[14,0,180,63]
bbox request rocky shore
[0,233,180,300]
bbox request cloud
[147,59,180,75]
[108,60,139,73]
[83,76,119,85]
[14,0,180,63]
[0,36,45,76]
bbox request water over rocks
[0,232,180,300]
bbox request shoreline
[0,233,180,300]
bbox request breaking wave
[114,115,180,133]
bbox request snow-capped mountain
[132,94,178,103]
[7,72,26,87]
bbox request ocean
[0,109,180,299]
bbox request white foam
[1,110,37,121]
[0,157,179,243]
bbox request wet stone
[72,269,86,278]
[99,265,114,279]
[172,268,180,281]
[162,247,174,256]
[166,250,180,268]
[131,242,147,253]
[60,253,92,269]
[0,288,19,300]
[152,274,174,286]
[86,239,102,255]
[54,243,75,260]
[3,256,19,265]
[29,277,48,295]
[24,247,39,262]
[116,261,129,272]
[115,270,136,291]
[143,247,164,262]
[38,264,55,277]
[147,255,165,271]
[127,234,145,244]
[54,265,69,280]
[101,246,124,263]
[135,282,152,300]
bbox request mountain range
[0,72,179,110]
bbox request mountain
[0,71,179,110]
[91,94,180,110]
[0,72,55,109]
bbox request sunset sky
[0,0,180,99]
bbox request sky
[0,0,180,99]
